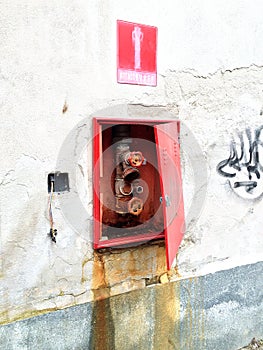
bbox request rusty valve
[125,151,144,167]
[128,197,143,216]
[113,125,145,216]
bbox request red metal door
[154,121,185,269]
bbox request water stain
[181,277,205,350]
[89,251,114,350]
[153,282,181,350]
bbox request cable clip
[48,180,57,243]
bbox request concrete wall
[0,0,263,338]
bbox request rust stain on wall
[88,297,115,350]
[89,251,115,350]
[90,243,168,300]
[91,251,110,300]
[88,244,177,349]
[153,282,181,350]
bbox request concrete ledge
[0,262,262,350]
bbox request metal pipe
[112,125,144,215]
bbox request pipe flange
[119,182,133,196]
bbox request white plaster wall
[1,0,263,322]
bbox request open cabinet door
[154,121,185,269]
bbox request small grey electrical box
[48,172,70,193]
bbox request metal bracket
[159,194,171,207]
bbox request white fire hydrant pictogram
[132,26,143,70]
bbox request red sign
[117,20,157,86]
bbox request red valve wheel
[127,151,144,167]
[128,197,143,216]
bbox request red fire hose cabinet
[93,118,185,269]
